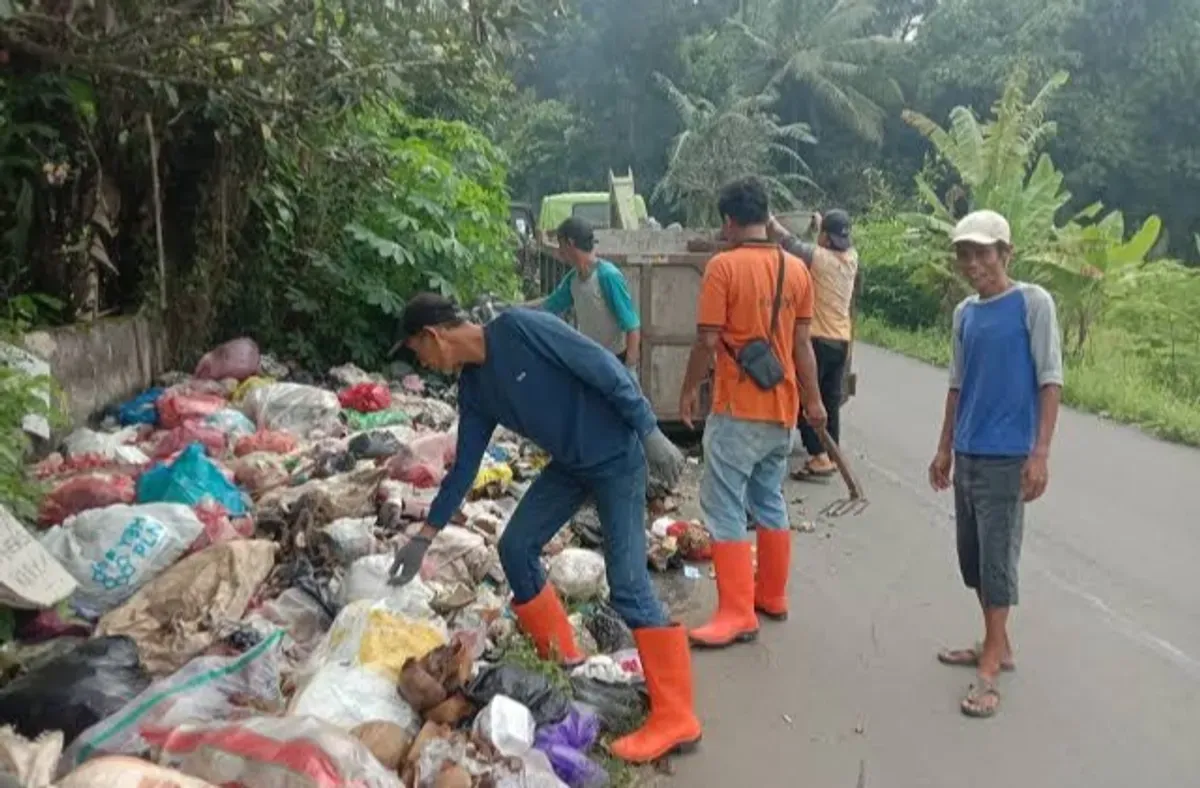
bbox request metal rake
[817,426,869,517]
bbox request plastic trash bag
[534,707,609,788]
[117,388,164,427]
[466,665,571,727]
[250,587,333,664]
[194,338,261,381]
[137,443,248,516]
[61,630,286,770]
[95,540,278,676]
[152,424,227,460]
[0,636,150,746]
[338,382,392,413]
[547,549,608,602]
[41,503,205,616]
[144,716,404,788]
[344,408,410,432]
[0,726,62,788]
[62,428,148,465]
[37,473,136,527]
[234,429,298,457]
[319,517,376,566]
[289,663,420,734]
[568,677,648,736]
[203,408,256,438]
[301,596,446,685]
[348,430,404,460]
[58,756,220,787]
[423,526,498,586]
[157,392,227,430]
[230,452,290,497]
[191,500,254,551]
[473,695,536,757]
[241,383,342,439]
[338,555,438,612]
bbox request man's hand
[679,386,701,430]
[801,395,828,433]
[928,450,952,492]
[1021,452,1050,502]
[387,530,434,587]
[644,428,684,489]
[810,212,823,233]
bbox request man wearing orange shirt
[679,178,826,648]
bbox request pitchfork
[817,427,868,517]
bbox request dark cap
[821,209,853,252]
[555,216,596,252]
[390,293,462,355]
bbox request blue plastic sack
[534,706,609,788]
[137,443,248,516]
[204,408,256,437]
[118,388,164,427]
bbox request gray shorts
[954,454,1026,607]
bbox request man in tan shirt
[769,209,860,478]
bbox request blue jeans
[700,414,791,542]
[499,449,668,630]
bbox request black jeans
[799,337,850,456]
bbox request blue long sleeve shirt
[427,308,658,528]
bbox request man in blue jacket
[387,293,700,764]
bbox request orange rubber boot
[754,527,792,621]
[512,584,584,666]
[688,541,759,648]
[609,625,702,763]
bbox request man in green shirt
[535,217,643,374]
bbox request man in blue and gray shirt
[928,210,1063,719]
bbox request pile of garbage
[0,337,711,787]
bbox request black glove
[387,533,433,587]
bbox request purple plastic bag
[534,706,609,788]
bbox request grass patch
[857,314,1200,447]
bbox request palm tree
[729,0,906,144]
[652,73,817,226]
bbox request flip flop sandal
[961,679,1001,718]
[937,644,1016,672]
[791,465,837,482]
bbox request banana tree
[1033,212,1162,357]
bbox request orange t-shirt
[697,243,814,426]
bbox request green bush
[222,106,519,372]
[855,219,943,330]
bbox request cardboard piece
[0,506,78,610]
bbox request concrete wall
[23,314,166,428]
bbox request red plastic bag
[337,382,391,413]
[195,337,261,381]
[38,473,136,526]
[234,430,298,457]
[190,500,255,552]
[158,392,227,429]
[154,425,228,460]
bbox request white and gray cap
[951,210,1011,246]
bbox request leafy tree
[653,75,816,226]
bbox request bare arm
[1033,385,1062,458]
[792,320,821,411]
[625,329,642,367]
[936,389,960,455]
[682,328,719,396]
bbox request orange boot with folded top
[512,583,584,666]
[688,540,759,648]
[609,624,702,763]
[754,527,792,621]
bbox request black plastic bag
[0,636,150,744]
[348,431,404,460]
[466,664,571,726]
[569,677,649,736]
[583,603,634,654]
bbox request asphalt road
[668,344,1200,788]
